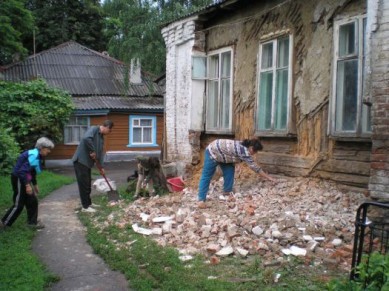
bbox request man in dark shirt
[72,120,114,212]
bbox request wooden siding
[49,113,164,160]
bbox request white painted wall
[162,17,202,163]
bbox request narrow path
[32,182,129,291]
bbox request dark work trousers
[73,161,92,209]
[2,174,38,226]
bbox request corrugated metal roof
[1,41,164,100]
[73,96,164,111]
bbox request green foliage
[0,127,20,176]
[0,79,74,150]
[0,0,34,65]
[25,0,106,53]
[102,0,213,76]
[327,252,389,291]
[0,171,74,290]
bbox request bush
[0,79,74,150]
[327,252,389,290]
[0,126,20,175]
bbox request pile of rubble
[105,174,367,269]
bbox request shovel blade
[107,190,120,202]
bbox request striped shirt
[207,139,262,173]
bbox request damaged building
[161,0,389,200]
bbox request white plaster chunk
[179,255,193,262]
[303,235,313,241]
[140,213,150,222]
[152,228,163,236]
[152,216,173,223]
[132,224,152,236]
[236,247,249,257]
[314,237,325,241]
[252,226,264,236]
[290,246,307,256]
[215,246,234,257]
[331,238,342,246]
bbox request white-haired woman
[1,137,54,230]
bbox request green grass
[0,171,74,290]
[79,186,346,291]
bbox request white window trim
[64,116,90,145]
[330,15,371,139]
[255,34,294,136]
[205,47,234,134]
[128,115,158,147]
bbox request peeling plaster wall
[199,0,370,187]
[162,0,375,188]
[162,18,198,164]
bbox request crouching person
[1,137,54,230]
[134,156,168,199]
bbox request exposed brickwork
[369,0,389,201]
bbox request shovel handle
[94,158,114,192]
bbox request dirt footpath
[33,161,135,290]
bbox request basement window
[64,116,89,144]
[256,35,293,136]
[128,115,158,147]
[205,48,233,134]
[331,15,371,138]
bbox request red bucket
[167,177,185,192]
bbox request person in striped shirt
[198,138,275,208]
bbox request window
[192,56,207,79]
[205,49,233,133]
[331,16,371,137]
[64,116,89,144]
[256,35,292,134]
[128,115,157,147]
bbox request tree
[0,79,74,151]
[0,0,34,65]
[103,0,213,76]
[25,0,106,53]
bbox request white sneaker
[81,207,96,213]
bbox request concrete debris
[215,246,234,257]
[179,255,193,261]
[109,176,366,269]
[132,223,152,235]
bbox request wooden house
[1,41,164,165]
[161,0,389,200]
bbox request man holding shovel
[72,120,114,213]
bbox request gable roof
[1,41,164,103]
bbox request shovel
[94,159,120,202]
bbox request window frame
[330,15,371,139]
[63,116,90,145]
[205,47,234,134]
[255,34,294,136]
[128,115,158,147]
